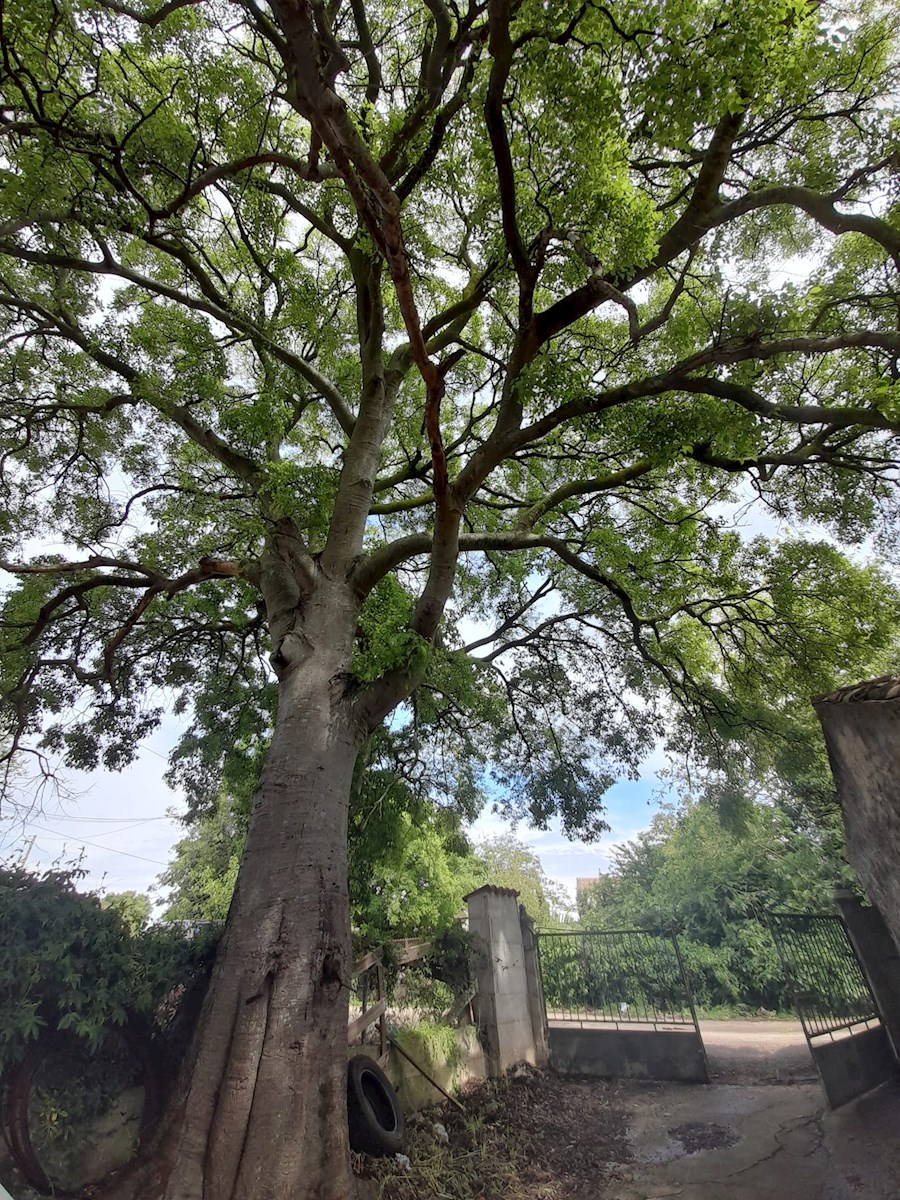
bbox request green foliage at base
[392,1021,462,1073]
[0,864,216,1072]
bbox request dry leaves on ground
[354,1066,631,1200]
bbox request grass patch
[694,1005,800,1021]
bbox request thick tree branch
[515,459,655,530]
[270,0,452,560]
[485,0,530,285]
[94,0,201,27]
[535,112,744,345]
[322,255,391,574]
[677,374,900,430]
[710,185,900,265]
[156,153,340,219]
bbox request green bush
[0,863,217,1075]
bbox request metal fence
[767,912,880,1040]
[537,929,699,1030]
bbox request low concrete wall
[810,1025,897,1109]
[549,1025,710,1083]
[357,1025,486,1113]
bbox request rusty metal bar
[387,1035,465,1113]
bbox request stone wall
[813,677,900,951]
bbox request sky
[0,706,670,911]
[468,760,670,899]
[0,716,189,904]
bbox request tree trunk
[111,598,363,1200]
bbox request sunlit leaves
[0,0,898,844]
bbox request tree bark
[110,586,363,1200]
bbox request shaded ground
[356,1067,632,1198]
[360,1066,900,1200]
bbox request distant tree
[578,800,841,1008]
[100,889,152,935]
[474,834,571,925]
[159,793,246,926]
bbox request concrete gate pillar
[519,906,550,1068]
[465,885,545,1074]
[834,887,900,1065]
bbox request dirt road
[698,1018,816,1083]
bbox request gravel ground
[698,1018,817,1084]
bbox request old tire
[1,1026,160,1197]
[346,1054,405,1157]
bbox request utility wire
[26,814,173,824]
[26,825,170,867]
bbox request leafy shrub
[0,863,217,1075]
[675,938,742,1009]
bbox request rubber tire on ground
[346,1054,405,1157]
[1,1026,161,1197]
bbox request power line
[137,744,169,761]
[25,814,173,824]
[51,818,173,838]
[26,825,170,867]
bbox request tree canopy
[1,0,899,826]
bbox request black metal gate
[537,929,701,1031]
[536,928,708,1081]
[767,912,893,1106]
[767,913,879,1039]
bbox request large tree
[1,0,899,1195]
